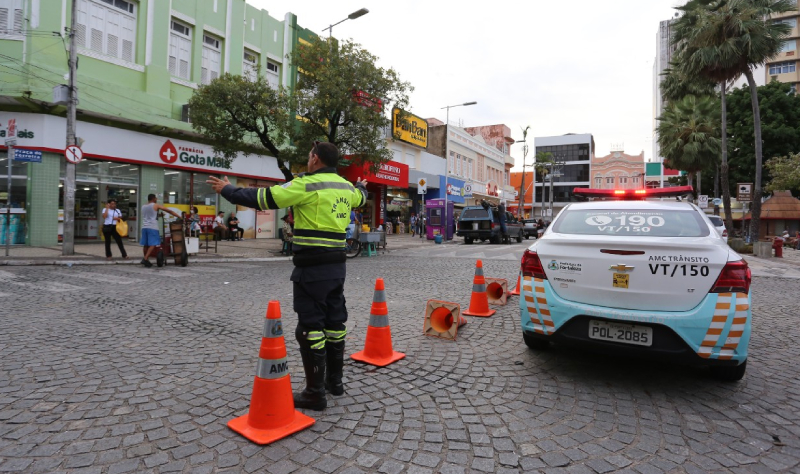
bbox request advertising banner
[392,108,428,148]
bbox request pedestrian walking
[102,199,129,260]
[208,141,367,411]
[410,213,417,237]
[140,194,181,267]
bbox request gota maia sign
[392,107,428,148]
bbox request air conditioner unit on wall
[181,104,191,123]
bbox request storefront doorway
[60,160,140,242]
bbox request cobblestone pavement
[0,255,799,474]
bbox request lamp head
[463,101,477,106]
[349,8,369,19]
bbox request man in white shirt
[213,211,227,241]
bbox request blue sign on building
[12,149,42,163]
[427,176,466,203]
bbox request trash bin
[434,235,443,244]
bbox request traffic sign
[13,149,42,163]
[698,195,708,208]
[417,177,427,194]
[737,183,752,201]
[64,145,83,164]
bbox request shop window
[201,33,222,85]
[164,169,190,206]
[75,0,137,62]
[169,19,192,80]
[0,152,27,208]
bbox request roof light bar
[573,186,694,200]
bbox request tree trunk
[686,172,694,189]
[745,69,764,242]
[720,82,733,233]
[696,171,702,196]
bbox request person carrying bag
[102,199,129,261]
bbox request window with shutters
[74,0,137,62]
[201,33,222,85]
[243,50,258,82]
[0,0,24,38]
[266,60,280,89]
[169,19,192,80]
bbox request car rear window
[461,209,489,219]
[552,209,711,237]
[707,216,723,226]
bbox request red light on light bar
[573,185,694,200]
[613,190,626,195]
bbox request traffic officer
[207,142,367,411]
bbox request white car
[706,215,728,242]
[518,186,752,381]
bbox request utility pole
[62,0,78,256]
[516,126,530,219]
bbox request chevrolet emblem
[609,264,635,272]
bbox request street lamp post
[515,126,530,219]
[441,101,476,240]
[322,8,369,38]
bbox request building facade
[653,17,677,170]
[591,149,645,190]
[765,0,800,94]
[426,122,516,209]
[532,133,593,218]
[0,0,312,246]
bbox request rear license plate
[613,273,629,289]
[588,320,652,346]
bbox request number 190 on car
[588,320,653,347]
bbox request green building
[0,0,315,246]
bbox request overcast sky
[251,0,684,168]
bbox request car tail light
[722,229,728,238]
[491,222,495,229]
[710,260,751,294]
[521,250,547,280]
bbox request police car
[519,186,751,381]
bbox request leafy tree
[657,94,721,191]
[660,62,717,103]
[765,153,800,193]
[187,73,293,180]
[671,0,796,241]
[288,37,412,171]
[727,80,800,190]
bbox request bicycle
[345,237,361,258]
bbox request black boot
[293,347,327,410]
[325,340,345,396]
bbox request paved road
[0,249,798,473]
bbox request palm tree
[534,151,553,218]
[671,0,796,241]
[657,95,722,190]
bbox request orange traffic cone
[463,260,497,317]
[228,301,315,445]
[423,300,465,340]
[510,273,521,296]
[351,278,406,367]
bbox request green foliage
[672,0,795,84]
[534,152,553,183]
[288,37,412,171]
[660,63,717,103]
[187,73,292,170]
[657,94,721,182]
[765,153,800,193]
[726,81,800,187]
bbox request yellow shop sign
[392,108,428,148]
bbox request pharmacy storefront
[0,113,286,246]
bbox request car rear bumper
[518,274,751,366]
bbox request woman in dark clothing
[227,211,244,240]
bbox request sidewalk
[0,232,449,265]
[746,245,800,279]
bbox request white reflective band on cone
[262,319,284,338]
[256,357,289,379]
[369,314,389,327]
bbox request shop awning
[340,158,409,187]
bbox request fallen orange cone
[423,300,464,340]
[463,260,496,317]
[485,278,508,306]
[351,278,405,367]
[228,301,315,445]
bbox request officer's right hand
[356,177,368,187]
[207,176,232,193]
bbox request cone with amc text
[351,278,406,367]
[463,260,497,317]
[509,273,521,296]
[228,301,315,445]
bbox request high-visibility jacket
[221,167,366,250]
